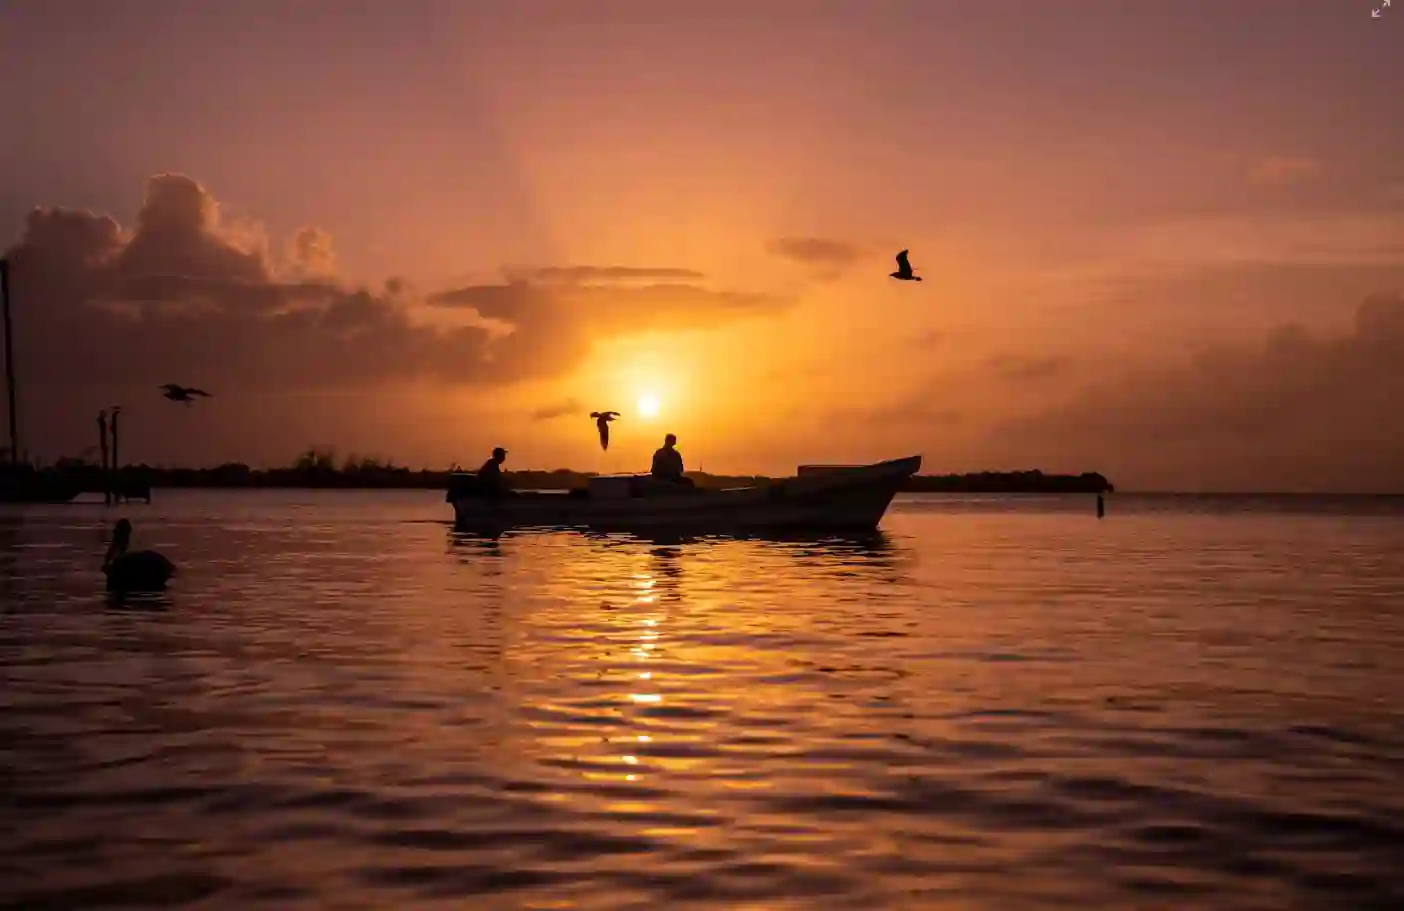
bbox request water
[3,491,1403,910]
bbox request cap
[492,447,507,457]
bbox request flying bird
[589,411,620,450]
[160,384,212,404]
[890,249,923,282]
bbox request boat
[0,462,83,504]
[448,455,922,533]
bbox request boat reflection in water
[458,521,918,852]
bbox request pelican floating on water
[102,519,176,593]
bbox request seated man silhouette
[650,434,695,489]
[476,447,510,499]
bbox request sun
[637,392,661,418]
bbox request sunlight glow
[637,393,661,418]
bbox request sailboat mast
[0,259,18,465]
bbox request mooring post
[110,407,122,503]
[98,410,112,504]
[1,259,19,467]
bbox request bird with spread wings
[589,411,620,450]
[889,249,923,282]
[160,384,213,404]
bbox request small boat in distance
[448,455,921,534]
[0,461,83,504]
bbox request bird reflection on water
[104,589,173,612]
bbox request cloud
[288,226,337,278]
[982,293,1404,492]
[766,236,868,282]
[429,279,791,337]
[1,174,789,396]
[985,353,1069,383]
[523,265,706,284]
[1248,155,1320,186]
[530,398,583,421]
[767,236,866,267]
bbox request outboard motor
[445,471,480,503]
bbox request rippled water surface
[3,491,1403,909]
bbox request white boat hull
[450,455,921,533]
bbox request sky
[1,0,1401,491]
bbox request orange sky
[1,1,1402,490]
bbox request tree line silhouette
[49,446,1113,494]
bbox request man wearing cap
[476,446,509,499]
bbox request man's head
[664,433,677,448]
[492,447,507,463]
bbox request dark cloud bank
[2,174,792,395]
[5,175,1403,489]
[984,292,1404,492]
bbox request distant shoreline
[51,462,1116,495]
[64,486,1404,498]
